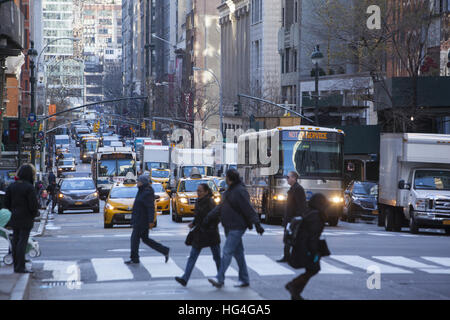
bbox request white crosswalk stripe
[32,255,450,283]
[92,258,134,282]
[141,257,184,278]
[330,255,413,274]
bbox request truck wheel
[409,214,419,234]
[393,210,402,232]
[384,208,394,231]
[444,228,450,235]
[328,217,339,227]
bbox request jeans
[217,229,249,284]
[130,227,169,261]
[181,244,221,283]
[12,228,31,272]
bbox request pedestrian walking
[46,175,57,213]
[277,171,307,263]
[125,175,170,265]
[175,183,221,287]
[285,193,328,300]
[4,164,39,273]
[204,169,264,288]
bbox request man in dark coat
[278,171,307,262]
[205,169,264,288]
[125,175,170,264]
[5,164,39,273]
[285,193,327,300]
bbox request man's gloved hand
[255,223,264,235]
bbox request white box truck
[141,145,170,171]
[378,133,450,234]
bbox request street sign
[28,113,37,126]
[37,131,44,140]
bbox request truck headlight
[180,197,188,204]
[273,194,287,201]
[331,196,344,204]
[415,199,427,211]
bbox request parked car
[342,181,378,223]
[57,178,99,214]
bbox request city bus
[80,137,99,163]
[92,146,137,199]
[237,125,345,226]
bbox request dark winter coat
[205,180,260,231]
[287,207,325,272]
[191,195,220,249]
[5,180,39,229]
[131,183,155,229]
[283,182,307,227]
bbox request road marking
[371,256,450,274]
[245,255,295,276]
[195,255,238,277]
[113,234,130,238]
[367,232,395,237]
[422,257,450,267]
[40,260,77,282]
[330,255,413,274]
[140,257,184,278]
[319,260,353,274]
[81,235,105,238]
[91,258,133,281]
[107,249,145,252]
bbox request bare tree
[312,0,438,132]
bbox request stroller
[0,193,41,266]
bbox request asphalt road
[27,141,450,300]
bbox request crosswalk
[31,254,450,285]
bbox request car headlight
[331,196,344,204]
[83,155,87,158]
[86,192,98,200]
[415,199,427,211]
[214,197,221,204]
[180,197,188,204]
[273,194,287,201]
[105,203,114,210]
[58,193,64,199]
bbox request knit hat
[138,174,149,185]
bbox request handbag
[185,225,198,246]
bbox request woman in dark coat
[175,183,220,286]
[5,164,39,273]
[285,193,328,300]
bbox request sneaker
[208,278,224,288]
[234,281,250,288]
[175,277,187,287]
[124,259,140,265]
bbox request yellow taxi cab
[152,182,171,215]
[170,170,221,223]
[103,175,157,229]
[150,168,171,191]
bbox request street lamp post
[311,45,324,126]
[27,42,38,166]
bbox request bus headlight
[273,194,287,201]
[331,196,344,204]
[180,197,188,204]
[214,197,221,204]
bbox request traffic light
[141,121,146,130]
[152,121,156,131]
[233,102,241,116]
[108,120,112,127]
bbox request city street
[26,143,450,300]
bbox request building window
[281,53,285,74]
[285,48,290,73]
[295,1,298,23]
[252,0,262,23]
[282,7,285,27]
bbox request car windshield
[56,139,69,145]
[109,187,138,199]
[353,183,377,196]
[414,170,450,191]
[61,180,95,190]
[146,162,170,170]
[152,184,165,193]
[281,140,343,178]
[59,160,74,166]
[179,180,217,192]
[151,170,169,178]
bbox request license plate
[75,202,83,205]
[125,214,132,220]
[372,210,379,215]
[443,220,450,225]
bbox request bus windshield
[56,139,69,145]
[99,159,135,177]
[85,140,98,151]
[281,140,343,178]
